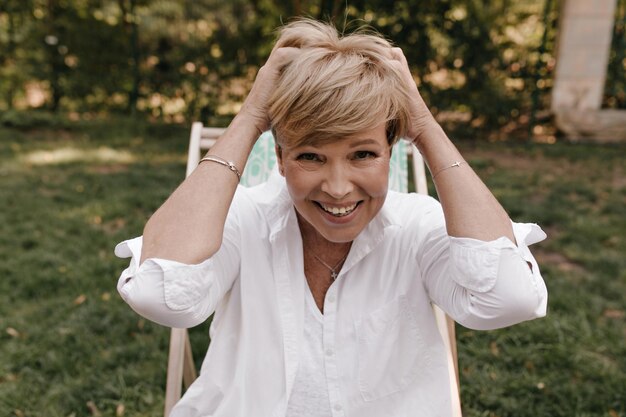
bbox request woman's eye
[354,151,376,160]
[296,153,319,161]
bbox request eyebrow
[301,138,382,150]
[348,139,380,148]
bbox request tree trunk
[129,0,140,115]
[317,0,346,25]
[6,3,16,109]
[118,0,140,114]
[332,0,345,25]
[317,0,332,20]
[293,0,301,16]
[47,0,63,112]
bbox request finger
[388,49,414,85]
[390,47,408,65]
[266,46,300,68]
[270,46,300,62]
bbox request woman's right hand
[140,46,298,265]
[388,47,438,148]
[238,46,300,136]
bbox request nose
[320,164,354,199]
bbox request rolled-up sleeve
[115,229,240,329]
[420,217,548,331]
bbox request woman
[116,19,547,417]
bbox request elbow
[444,235,548,331]
[497,253,549,325]
[125,284,209,329]
[456,259,548,331]
[458,296,545,331]
[122,283,170,327]
[116,236,222,329]
[474,295,547,332]
[118,264,215,329]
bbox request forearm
[416,122,515,243]
[140,114,258,264]
[140,44,299,264]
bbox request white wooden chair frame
[164,122,462,416]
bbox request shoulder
[380,191,447,250]
[384,190,443,223]
[234,170,289,209]
[229,170,291,229]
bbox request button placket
[271,231,300,401]
[323,286,344,416]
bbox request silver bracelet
[432,161,464,179]
[198,155,241,180]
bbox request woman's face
[276,123,390,243]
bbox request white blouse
[116,171,548,417]
[285,283,333,417]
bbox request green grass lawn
[0,121,624,417]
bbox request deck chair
[164,122,462,416]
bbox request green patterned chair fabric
[240,131,409,192]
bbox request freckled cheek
[285,180,304,199]
[372,187,389,199]
[358,165,389,198]
[349,180,386,202]
[284,173,318,201]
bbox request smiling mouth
[315,201,361,217]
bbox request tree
[0,0,35,110]
[0,0,560,138]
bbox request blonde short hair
[268,18,413,148]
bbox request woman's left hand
[389,47,439,147]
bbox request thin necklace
[312,251,349,281]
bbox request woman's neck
[296,212,352,260]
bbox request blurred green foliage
[0,0,567,136]
[0,109,73,128]
[1,0,625,135]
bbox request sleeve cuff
[449,222,547,293]
[115,236,149,293]
[511,222,547,280]
[114,237,219,312]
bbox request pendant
[331,271,338,280]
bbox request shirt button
[333,404,342,412]
[327,294,336,303]
[325,349,333,356]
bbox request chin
[320,231,358,243]
[314,223,364,243]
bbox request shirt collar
[341,194,401,274]
[262,170,297,242]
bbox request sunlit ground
[21,147,136,166]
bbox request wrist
[412,118,444,152]
[228,111,266,144]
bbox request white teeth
[320,203,357,216]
